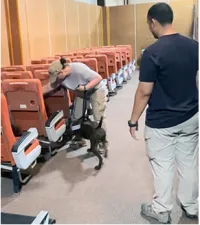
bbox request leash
[81,88,88,123]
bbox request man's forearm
[86,75,102,90]
[130,89,150,123]
[43,83,54,95]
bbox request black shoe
[181,205,198,219]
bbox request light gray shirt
[61,62,103,91]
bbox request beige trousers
[73,87,108,131]
[144,112,199,214]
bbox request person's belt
[76,88,97,99]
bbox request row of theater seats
[1,45,135,193]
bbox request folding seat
[72,58,98,72]
[75,50,91,57]
[1,65,25,72]
[2,79,67,156]
[1,93,41,193]
[41,57,60,64]
[102,45,115,48]
[31,57,60,65]
[85,54,116,95]
[101,48,125,85]
[31,59,44,64]
[1,71,33,80]
[116,45,136,78]
[96,50,118,93]
[115,47,130,80]
[55,53,74,57]
[70,55,84,61]
[26,64,50,77]
[33,70,71,118]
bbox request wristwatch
[84,85,87,92]
[128,120,138,131]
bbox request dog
[79,116,108,170]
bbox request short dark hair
[147,3,173,26]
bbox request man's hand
[129,127,139,140]
[76,85,85,92]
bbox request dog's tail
[96,116,103,129]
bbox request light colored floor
[1,71,198,224]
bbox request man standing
[128,3,198,223]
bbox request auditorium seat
[2,79,67,156]
[1,71,33,80]
[1,65,25,72]
[41,57,60,64]
[101,48,125,85]
[1,93,41,193]
[75,50,91,57]
[85,54,117,95]
[72,58,98,72]
[26,64,50,77]
[70,55,84,61]
[31,57,60,65]
[55,53,74,57]
[96,50,118,92]
[116,45,135,78]
[34,69,71,118]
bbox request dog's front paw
[94,165,101,170]
[87,148,92,153]
[104,149,108,158]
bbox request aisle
[1,71,197,224]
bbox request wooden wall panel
[78,3,90,49]
[18,0,30,65]
[65,0,80,52]
[48,0,67,55]
[6,0,23,64]
[89,5,98,47]
[110,5,135,58]
[25,0,50,59]
[170,0,194,37]
[136,3,155,60]
[98,7,104,46]
[1,0,10,66]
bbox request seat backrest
[72,58,98,72]
[97,50,117,74]
[55,53,74,57]
[41,57,60,64]
[102,45,115,48]
[85,54,109,79]
[75,50,91,57]
[115,47,128,66]
[34,70,49,86]
[102,48,122,70]
[116,45,132,62]
[1,93,16,165]
[2,79,48,136]
[31,59,44,64]
[1,71,33,80]
[70,55,84,60]
[1,66,25,72]
[26,64,50,78]
[33,70,71,118]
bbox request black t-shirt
[139,33,198,128]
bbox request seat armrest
[45,111,66,142]
[45,111,63,128]
[12,128,41,170]
[12,128,38,154]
